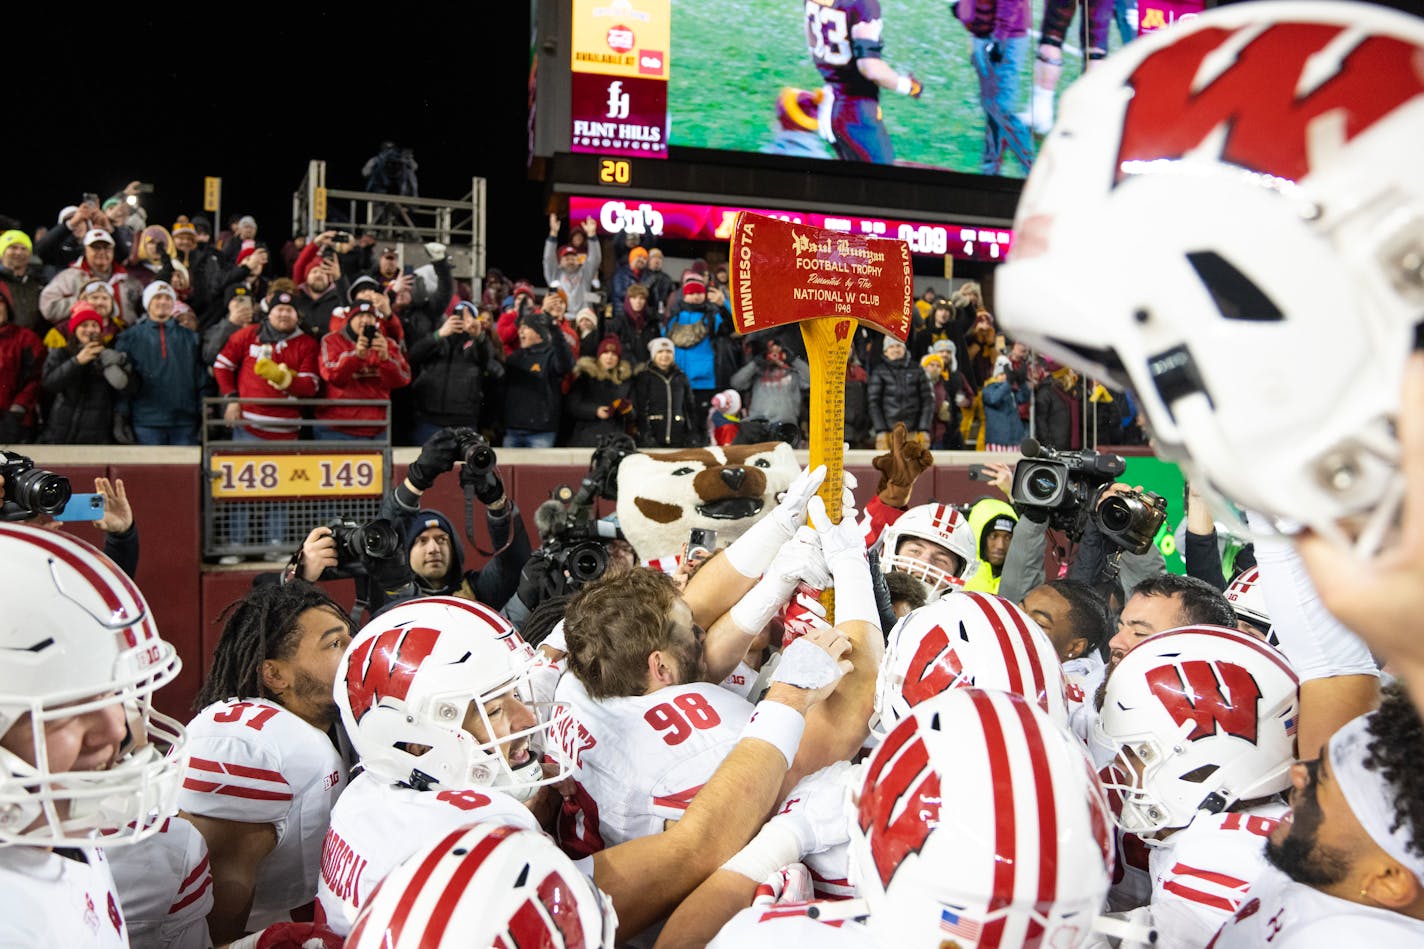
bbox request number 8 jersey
[551,675,754,852]
[177,698,350,930]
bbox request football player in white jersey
[0,522,188,947]
[875,502,979,600]
[1096,626,1300,949]
[108,815,213,949]
[1212,683,1424,946]
[656,689,1115,949]
[178,581,355,943]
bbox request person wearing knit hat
[114,268,204,446]
[610,244,650,314]
[142,281,175,315]
[504,302,573,448]
[869,333,932,449]
[0,230,40,332]
[631,335,697,447]
[648,336,674,357]
[681,272,707,297]
[568,333,633,447]
[40,301,136,444]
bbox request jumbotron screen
[666,0,1203,178]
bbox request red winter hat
[682,276,707,295]
[558,244,578,259]
[68,302,103,336]
[236,246,257,266]
[597,335,622,358]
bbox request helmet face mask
[997,1,1424,554]
[337,597,569,801]
[1095,625,1299,836]
[878,503,978,601]
[0,523,187,848]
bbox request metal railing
[291,159,487,281]
[200,397,393,561]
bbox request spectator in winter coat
[114,282,206,445]
[567,336,634,448]
[201,285,256,368]
[981,368,1027,451]
[868,336,933,448]
[643,247,676,324]
[405,300,505,446]
[38,229,135,329]
[664,274,729,426]
[0,230,43,331]
[609,283,659,363]
[316,301,411,439]
[213,290,320,441]
[501,311,572,448]
[343,274,408,348]
[610,246,649,315]
[0,282,44,443]
[41,305,135,444]
[1035,365,1083,451]
[631,336,697,448]
[496,280,537,352]
[542,214,602,316]
[729,335,810,429]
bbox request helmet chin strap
[498,758,546,803]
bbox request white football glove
[724,465,827,578]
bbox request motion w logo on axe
[729,211,913,601]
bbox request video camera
[1010,438,1166,554]
[534,434,636,594]
[324,517,409,587]
[0,451,71,522]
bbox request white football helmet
[1096,625,1299,835]
[997,2,1424,552]
[336,596,569,802]
[346,823,617,949]
[0,522,186,847]
[876,591,1068,734]
[849,689,1113,949]
[877,502,978,599]
[1224,566,1271,634]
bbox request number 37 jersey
[551,676,753,850]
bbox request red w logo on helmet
[344,626,441,720]
[1116,23,1424,185]
[1145,660,1261,743]
[858,716,941,887]
[501,871,590,949]
[901,623,967,707]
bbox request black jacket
[502,331,573,433]
[40,344,132,444]
[631,362,697,447]
[406,322,505,427]
[567,356,634,448]
[868,354,934,434]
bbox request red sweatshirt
[213,324,321,439]
[316,328,411,437]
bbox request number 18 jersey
[551,675,754,852]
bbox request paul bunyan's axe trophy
[728,212,913,620]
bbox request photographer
[291,428,529,616]
[316,300,411,440]
[404,300,505,446]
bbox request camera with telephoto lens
[1010,438,1126,541]
[325,518,407,586]
[1096,489,1168,556]
[531,434,636,596]
[0,451,72,522]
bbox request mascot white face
[616,442,800,563]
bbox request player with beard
[178,581,356,944]
[1210,683,1424,946]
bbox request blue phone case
[53,492,106,522]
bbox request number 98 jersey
[551,675,754,853]
[177,698,350,931]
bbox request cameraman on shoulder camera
[290,427,530,615]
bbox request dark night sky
[13,3,547,279]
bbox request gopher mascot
[615,441,801,565]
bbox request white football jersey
[1148,804,1286,949]
[1208,864,1424,947]
[108,816,212,949]
[710,901,874,948]
[0,845,128,947]
[719,660,759,700]
[551,675,754,853]
[316,771,541,936]
[178,698,349,931]
[1107,825,1154,913]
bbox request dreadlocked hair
[195,580,350,711]
[1363,681,1424,861]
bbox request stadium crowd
[0,191,1148,454]
[3,5,1424,949]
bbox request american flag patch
[1284,715,1297,737]
[939,907,981,940]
